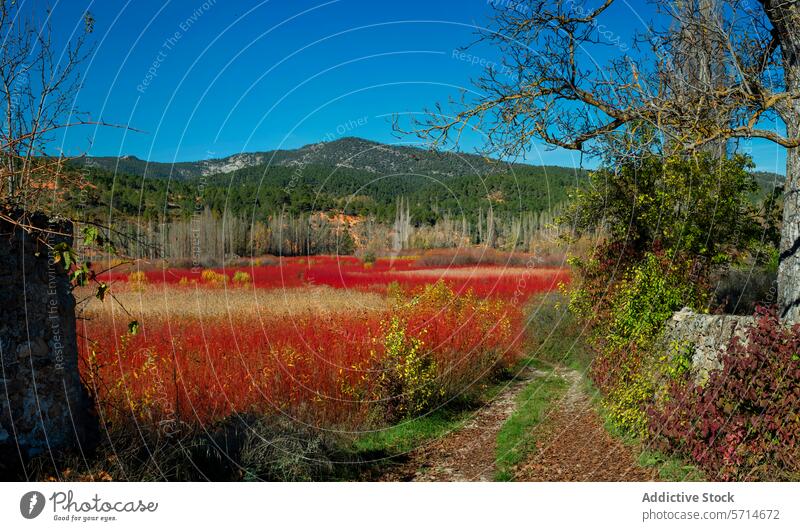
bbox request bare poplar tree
[393,196,411,251]
[404,0,800,322]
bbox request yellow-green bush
[375,317,441,420]
[232,271,251,286]
[201,269,228,286]
[587,251,708,436]
[603,361,654,438]
[127,271,148,291]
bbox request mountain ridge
[75,137,549,181]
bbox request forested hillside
[66,139,585,225]
[65,137,783,260]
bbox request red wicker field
[80,256,569,432]
[99,255,568,298]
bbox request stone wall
[0,213,94,465]
[662,307,753,384]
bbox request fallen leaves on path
[511,369,657,481]
[379,369,541,481]
[377,366,656,482]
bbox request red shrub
[649,308,800,480]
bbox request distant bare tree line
[91,208,353,263]
[86,205,567,263]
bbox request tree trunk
[778,111,800,323]
[761,0,800,323]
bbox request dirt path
[510,367,657,481]
[378,365,656,482]
[379,366,545,481]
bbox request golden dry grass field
[76,285,388,320]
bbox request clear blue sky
[53,0,786,173]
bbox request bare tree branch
[398,0,799,162]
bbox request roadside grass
[508,291,704,482]
[352,370,524,474]
[355,353,572,480]
[492,292,583,481]
[494,371,568,481]
[353,409,471,457]
[638,449,706,482]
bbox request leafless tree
[403,0,800,322]
[0,2,135,222]
[393,197,412,251]
[1,1,143,335]
[1,2,88,211]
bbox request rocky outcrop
[0,213,95,465]
[662,308,753,384]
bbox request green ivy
[593,252,708,435]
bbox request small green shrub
[362,251,376,265]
